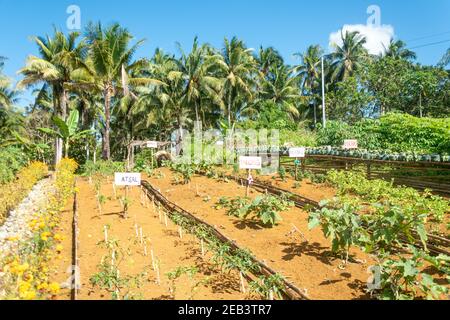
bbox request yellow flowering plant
[0,158,77,300]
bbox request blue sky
[1,0,449,106]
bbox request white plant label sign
[146,141,158,149]
[239,156,262,170]
[114,173,141,186]
[343,140,358,149]
[289,147,306,158]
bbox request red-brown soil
[52,178,248,300]
[146,168,375,300]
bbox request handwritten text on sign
[289,147,306,158]
[114,173,142,186]
[146,141,158,149]
[239,156,262,170]
[343,140,358,149]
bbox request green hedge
[317,113,450,154]
[0,147,30,184]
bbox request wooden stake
[245,169,251,197]
[155,262,161,285]
[104,226,108,243]
[201,239,205,258]
[269,289,274,300]
[144,242,148,256]
[134,224,139,238]
[111,249,116,271]
[178,226,183,239]
[123,186,129,219]
[164,212,168,227]
[150,249,155,270]
[239,272,246,293]
[112,183,117,199]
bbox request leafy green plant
[39,109,93,157]
[171,162,195,184]
[278,166,287,182]
[309,202,368,262]
[215,196,251,217]
[374,247,448,300]
[243,194,293,227]
[216,194,293,227]
[166,266,201,299]
[249,274,285,300]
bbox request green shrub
[317,113,450,154]
[0,147,29,184]
[80,160,125,177]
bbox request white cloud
[329,24,395,56]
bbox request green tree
[217,37,257,127]
[81,22,160,160]
[330,31,369,82]
[384,39,416,61]
[17,30,86,163]
[39,109,93,157]
[294,45,324,125]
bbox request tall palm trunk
[53,85,63,165]
[227,90,232,127]
[102,86,112,160]
[194,101,200,123]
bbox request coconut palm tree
[140,49,189,138]
[80,22,163,160]
[256,46,284,79]
[261,65,301,119]
[330,30,368,82]
[17,30,87,163]
[384,39,416,61]
[439,48,450,67]
[216,37,257,127]
[176,37,222,124]
[293,45,324,125]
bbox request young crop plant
[171,163,195,185]
[308,201,368,263]
[91,236,146,300]
[372,247,448,300]
[97,194,107,215]
[362,204,429,254]
[243,194,293,227]
[249,274,285,300]
[166,266,202,299]
[214,196,251,217]
[278,166,287,182]
[216,194,293,227]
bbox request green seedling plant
[215,196,251,217]
[278,166,287,182]
[166,266,200,299]
[242,194,293,227]
[249,274,285,300]
[97,194,107,215]
[159,202,288,300]
[216,194,293,227]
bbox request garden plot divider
[195,171,450,257]
[141,180,309,300]
[281,155,450,197]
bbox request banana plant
[39,109,93,158]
